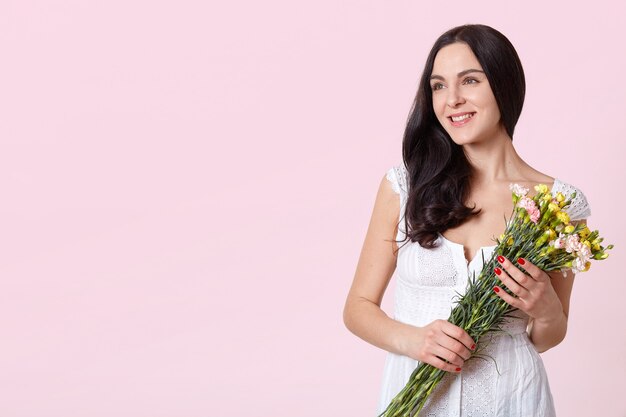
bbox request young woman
[343,24,591,416]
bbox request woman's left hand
[492,256,563,323]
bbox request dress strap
[385,165,408,196]
[385,165,409,242]
[552,179,592,221]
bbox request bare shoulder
[518,165,592,220]
[514,166,556,190]
[379,171,401,201]
[344,174,401,308]
[372,172,403,235]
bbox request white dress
[378,165,592,417]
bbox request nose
[446,86,465,107]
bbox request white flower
[565,234,581,253]
[578,245,592,262]
[572,257,586,273]
[509,183,529,198]
[552,234,567,249]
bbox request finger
[494,266,529,297]
[516,257,549,282]
[493,285,522,308]
[431,344,465,367]
[497,255,535,288]
[439,321,476,351]
[428,355,463,373]
[436,334,472,360]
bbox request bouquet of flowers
[379,184,613,417]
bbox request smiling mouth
[449,112,476,122]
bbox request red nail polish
[497,255,505,264]
[494,267,502,275]
[518,258,526,265]
[456,367,462,372]
[471,344,476,350]
[493,286,500,293]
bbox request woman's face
[430,42,506,145]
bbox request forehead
[431,42,483,76]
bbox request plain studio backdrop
[0,1,624,416]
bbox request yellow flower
[548,202,559,212]
[534,184,549,194]
[556,211,570,224]
[535,230,551,248]
[564,225,575,234]
[498,234,514,246]
[583,240,591,248]
[580,226,591,239]
[542,193,552,201]
[549,229,556,240]
[556,192,565,202]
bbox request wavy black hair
[400,24,526,249]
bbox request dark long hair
[400,24,526,249]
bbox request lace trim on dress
[385,165,409,243]
[385,165,408,196]
[552,180,592,221]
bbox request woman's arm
[494,219,586,353]
[526,268,575,353]
[342,174,407,354]
[528,219,587,352]
[343,174,474,372]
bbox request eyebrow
[430,69,485,81]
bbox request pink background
[1,1,624,416]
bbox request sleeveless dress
[377,165,592,417]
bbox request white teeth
[451,113,474,122]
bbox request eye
[431,82,444,91]
[463,77,478,85]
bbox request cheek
[473,90,500,115]
[432,95,446,117]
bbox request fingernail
[517,258,526,265]
[497,255,505,264]
[494,267,502,275]
[493,286,500,293]
[456,367,462,372]
[471,344,476,350]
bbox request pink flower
[552,235,566,249]
[517,197,540,223]
[565,234,581,254]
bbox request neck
[462,129,527,185]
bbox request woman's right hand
[400,320,475,373]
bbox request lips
[448,112,476,126]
